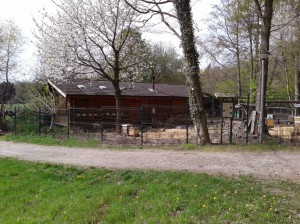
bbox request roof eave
[48,79,66,98]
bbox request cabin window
[77,84,85,89]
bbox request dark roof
[48,79,189,98]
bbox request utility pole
[258,53,269,143]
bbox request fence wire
[4,106,300,146]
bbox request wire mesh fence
[3,105,300,146]
[268,122,300,143]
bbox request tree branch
[253,0,264,18]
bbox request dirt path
[0,141,300,183]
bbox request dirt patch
[0,141,300,183]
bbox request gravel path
[1,141,300,183]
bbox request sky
[0,0,53,36]
[0,0,54,81]
[0,0,217,81]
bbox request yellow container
[129,127,139,136]
[266,118,274,128]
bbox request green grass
[0,158,299,223]
[2,133,300,151]
[0,134,102,148]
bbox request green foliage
[14,82,35,104]
[249,78,258,101]
[0,158,299,223]
[145,42,186,85]
[15,106,39,134]
[216,78,237,95]
[180,143,198,150]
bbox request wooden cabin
[48,79,194,128]
[48,79,233,130]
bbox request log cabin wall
[64,95,188,128]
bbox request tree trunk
[254,0,274,138]
[112,80,122,133]
[295,53,300,101]
[295,53,300,116]
[236,48,242,97]
[248,24,255,101]
[254,16,260,108]
[173,0,210,144]
[49,114,55,132]
[236,8,242,97]
[283,53,291,101]
[0,111,4,130]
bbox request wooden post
[246,94,250,144]
[186,102,189,144]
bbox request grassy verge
[0,134,102,148]
[0,158,299,223]
[1,133,300,151]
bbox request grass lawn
[1,134,300,151]
[0,158,299,223]
[0,134,103,149]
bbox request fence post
[100,107,104,142]
[186,102,189,144]
[67,106,70,139]
[246,94,250,144]
[229,117,233,144]
[14,107,17,135]
[140,107,144,147]
[38,108,41,135]
[220,101,223,144]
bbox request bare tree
[203,0,244,96]
[201,0,261,100]
[0,20,23,128]
[202,0,298,103]
[34,0,149,129]
[0,20,23,104]
[283,0,300,101]
[27,83,65,131]
[267,0,300,103]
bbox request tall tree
[253,0,274,141]
[203,0,244,96]
[173,0,210,144]
[125,0,210,144]
[0,20,23,105]
[0,20,23,128]
[268,0,300,101]
[200,0,261,100]
[34,0,149,129]
[285,0,300,101]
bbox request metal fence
[3,105,300,146]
